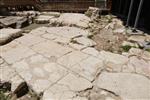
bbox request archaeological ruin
[0,0,150,100]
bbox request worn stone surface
[1,42,35,64]
[41,33,57,40]
[43,73,92,100]
[73,37,97,47]
[41,12,60,17]
[128,35,147,43]
[15,34,45,47]
[129,48,150,60]
[11,54,68,94]
[0,57,4,65]
[0,65,17,81]
[96,72,150,100]
[0,28,22,45]
[29,27,48,36]
[99,51,128,65]
[0,16,27,27]
[0,65,24,91]
[82,47,100,57]
[35,15,53,24]
[80,87,121,100]
[41,26,91,44]
[46,26,90,38]
[57,51,89,68]
[52,13,91,28]
[69,43,87,50]
[72,56,104,81]
[31,40,72,59]
[129,56,150,78]
[54,36,70,44]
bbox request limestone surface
[73,37,97,47]
[46,26,90,38]
[11,54,68,94]
[0,28,22,45]
[43,73,92,100]
[52,13,91,28]
[35,15,54,24]
[31,40,72,59]
[1,13,150,100]
[96,72,150,100]
[1,42,35,64]
[15,34,46,47]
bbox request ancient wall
[0,0,109,12]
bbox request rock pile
[125,33,150,50]
[0,16,28,28]
[85,7,101,21]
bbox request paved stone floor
[0,20,150,100]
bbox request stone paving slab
[31,40,72,59]
[129,48,150,60]
[99,51,128,65]
[82,47,100,57]
[1,41,36,64]
[12,54,68,94]
[0,16,26,26]
[35,15,54,24]
[41,33,57,40]
[0,65,24,91]
[15,34,46,47]
[95,72,150,100]
[0,65,17,82]
[0,28,22,45]
[29,27,48,36]
[129,56,150,78]
[69,43,87,50]
[0,41,19,53]
[42,33,71,45]
[73,37,97,47]
[72,56,104,81]
[57,51,89,68]
[43,73,92,100]
[46,26,90,38]
[51,13,91,28]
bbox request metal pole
[126,0,134,26]
[133,0,144,29]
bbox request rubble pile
[85,7,101,21]
[0,11,40,29]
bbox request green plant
[0,91,10,100]
[146,48,150,52]
[70,39,78,44]
[87,34,94,39]
[121,45,133,52]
